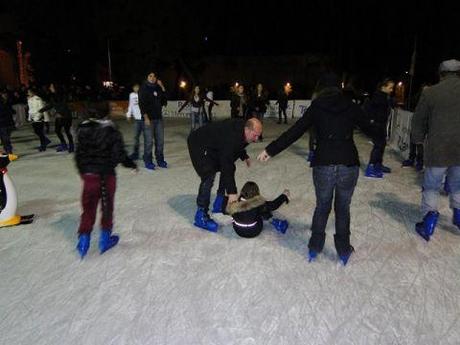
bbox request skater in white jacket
[126,83,147,160]
[27,89,51,151]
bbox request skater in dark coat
[39,84,74,153]
[230,84,248,119]
[258,73,373,265]
[75,101,137,258]
[188,118,263,232]
[222,181,290,238]
[138,71,168,169]
[363,78,395,178]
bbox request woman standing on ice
[258,73,372,265]
[178,85,218,131]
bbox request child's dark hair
[240,181,260,199]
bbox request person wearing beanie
[411,59,460,241]
[258,73,373,265]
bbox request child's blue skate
[308,249,318,262]
[99,229,119,254]
[212,194,224,214]
[76,233,91,259]
[194,208,218,232]
[415,211,439,241]
[271,218,289,234]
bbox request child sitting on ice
[75,100,137,258]
[223,181,290,238]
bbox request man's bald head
[244,118,263,143]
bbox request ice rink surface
[1,118,459,345]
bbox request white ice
[1,118,459,345]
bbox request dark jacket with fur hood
[223,194,289,238]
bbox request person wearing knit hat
[411,59,460,241]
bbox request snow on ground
[1,118,459,345]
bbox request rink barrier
[387,108,413,159]
[68,100,312,119]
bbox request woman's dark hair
[376,78,394,90]
[240,181,260,199]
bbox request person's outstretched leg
[77,174,102,257]
[99,175,119,254]
[309,166,335,259]
[447,166,460,231]
[416,167,446,240]
[333,165,359,264]
[153,119,166,167]
[143,120,154,169]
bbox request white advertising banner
[388,108,413,158]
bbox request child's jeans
[78,173,116,234]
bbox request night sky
[1,0,459,92]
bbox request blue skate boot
[401,159,414,168]
[415,211,439,241]
[157,160,168,168]
[308,248,318,262]
[56,143,68,152]
[99,229,119,254]
[145,161,156,170]
[194,208,218,232]
[270,218,289,234]
[453,208,460,231]
[365,164,383,179]
[76,233,91,259]
[212,194,225,214]
[339,246,354,266]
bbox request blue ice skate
[271,218,289,234]
[157,160,168,168]
[194,208,218,232]
[308,249,318,262]
[365,164,383,179]
[415,211,439,241]
[99,229,119,254]
[339,252,352,266]
[56,143,68,152]
[401,159,414,168]
[212,194,224,214]
[76,233,91,259]
[145,162,156,170]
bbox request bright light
[102,81,114,88]
[285,82,291,87]
[179,80,187,88]
[235,82,239,87]
[398,81,403,86]
[341,82,345,89]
